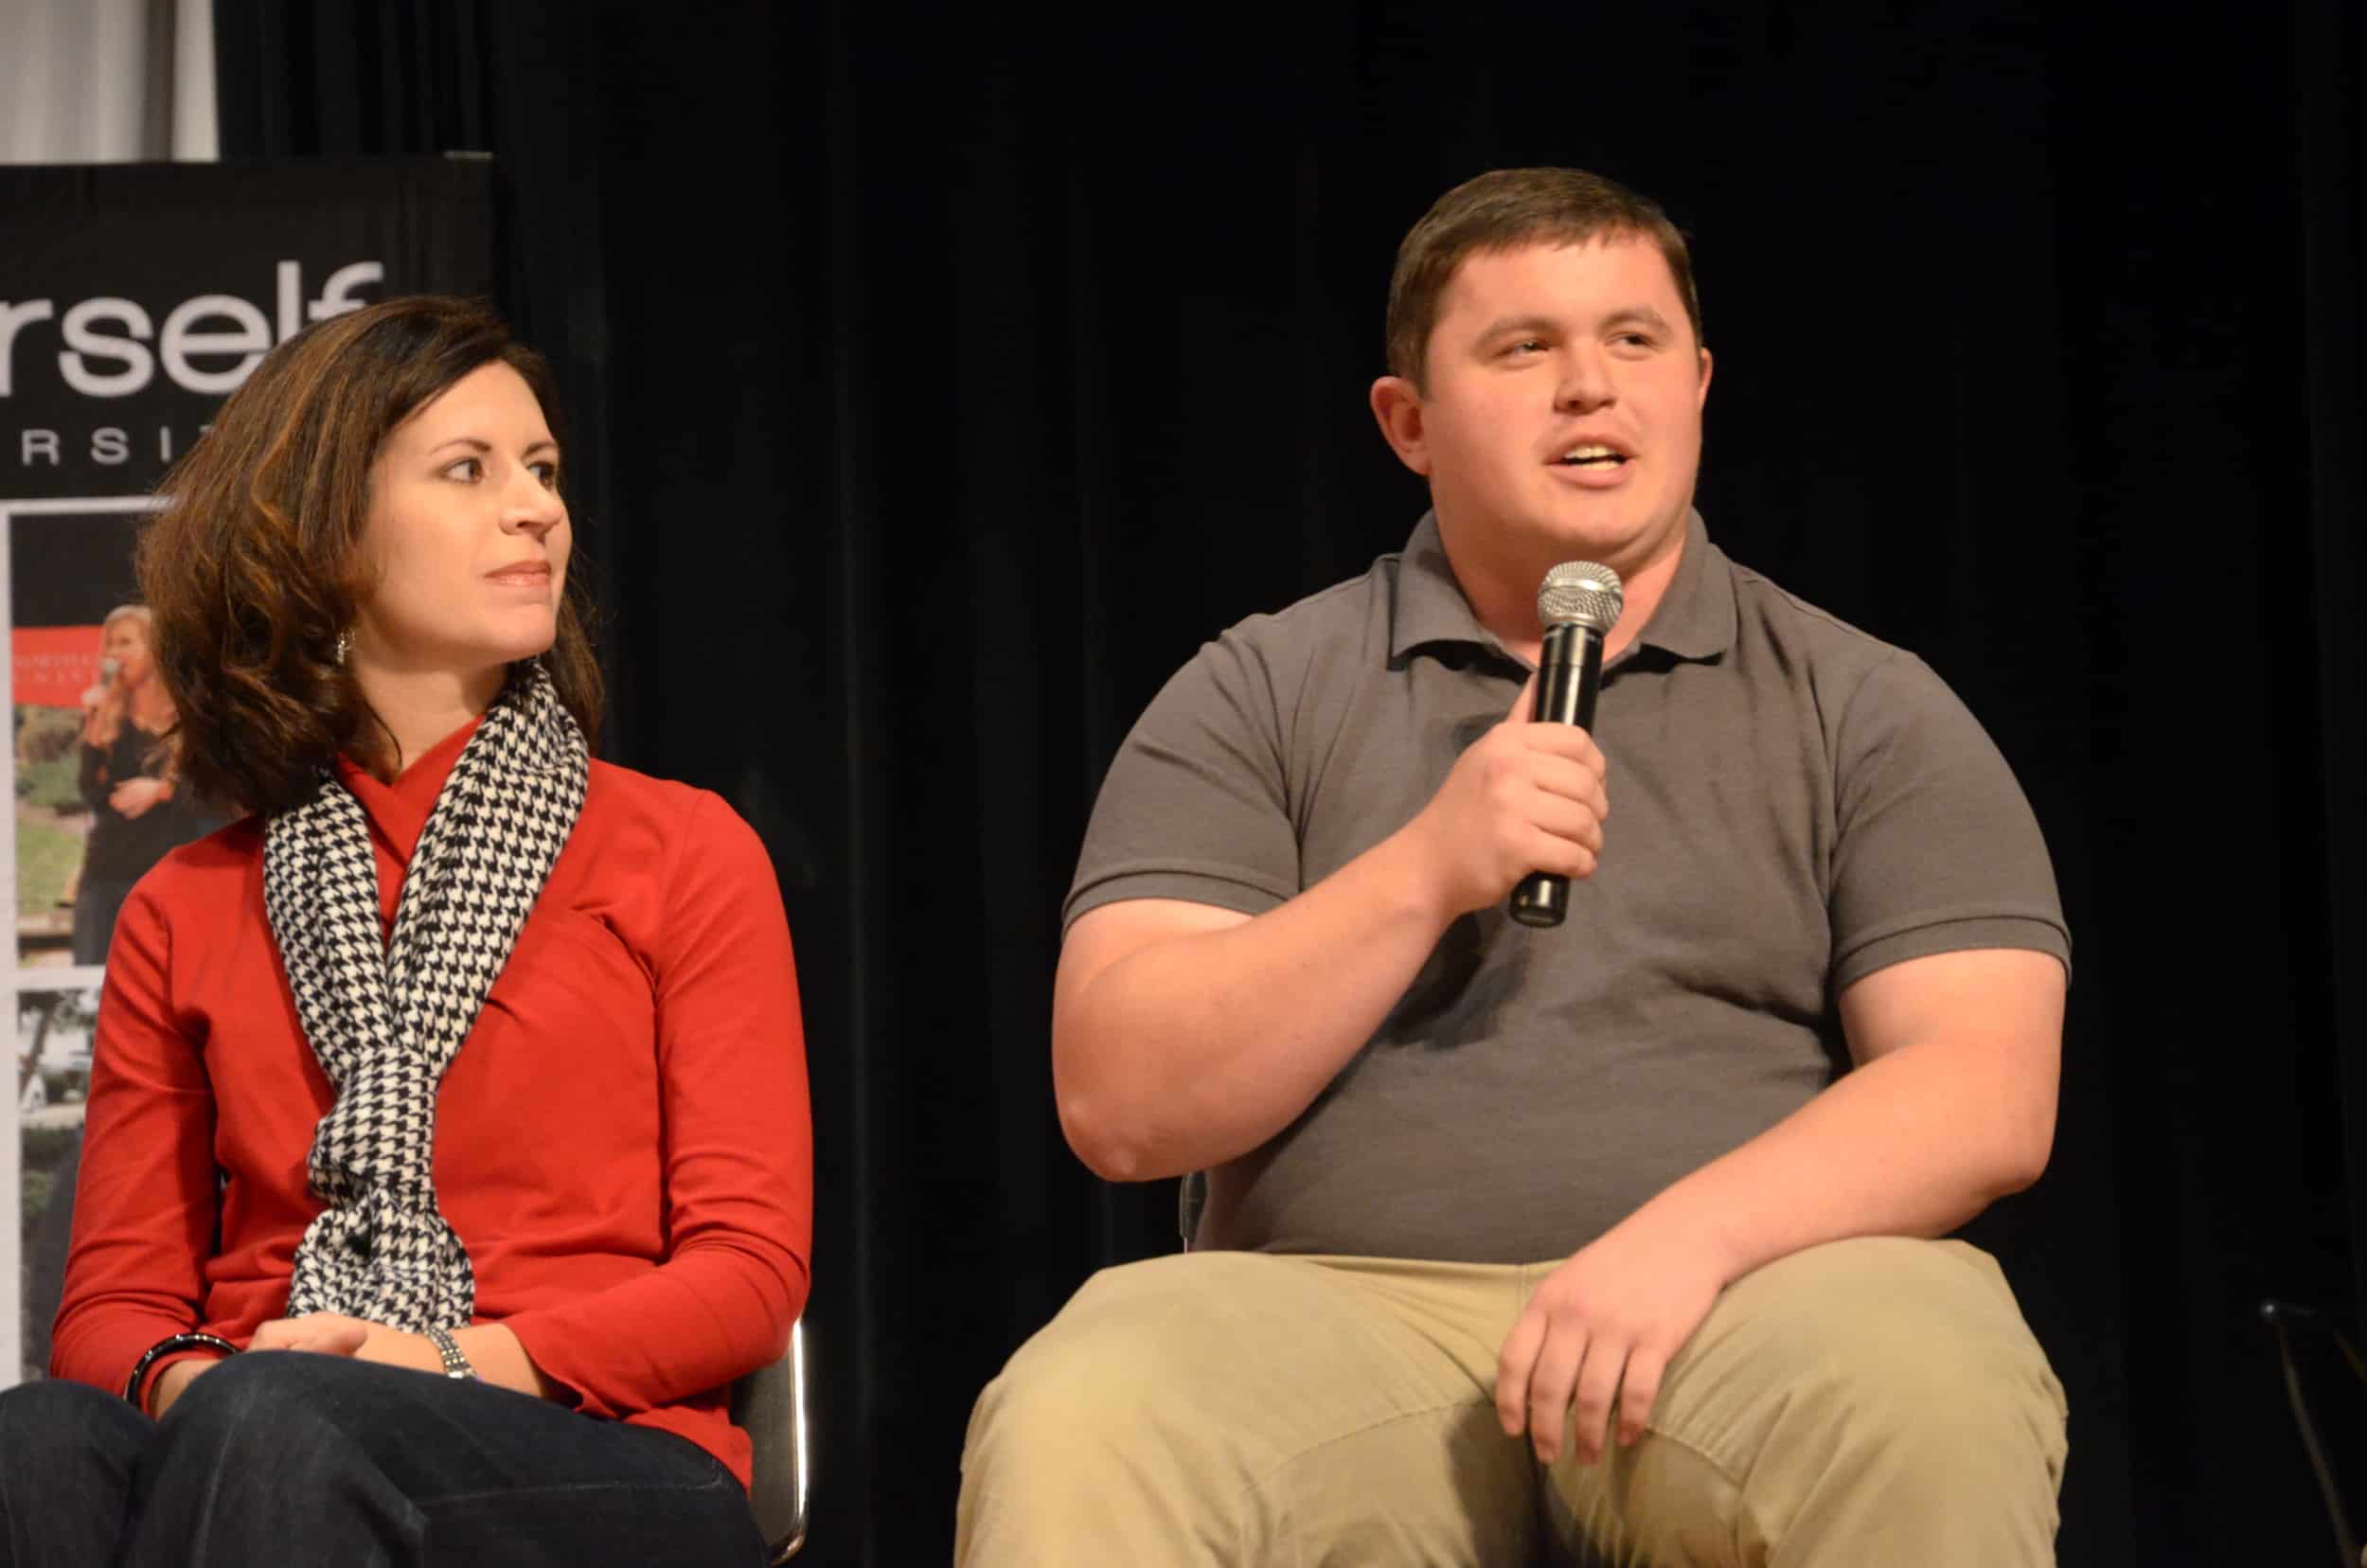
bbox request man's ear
[1369,375,1433,476]
[1696,346,1714,409]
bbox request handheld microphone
[82,656,121,711]
[1508,561,1624,929]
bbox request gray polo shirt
[1065,510,2069,1264]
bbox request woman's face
[101,615,151,685]
[351,361,570,682]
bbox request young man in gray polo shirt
[958,168,2071,1565]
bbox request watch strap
[423,1324,477,1380]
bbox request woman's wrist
[125,1330,240,1415]
[149,1355,217,1417]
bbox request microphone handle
[1508,621,1606,928]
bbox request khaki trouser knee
[957,1251,1538,1566]
[1543,1237,2068,1567]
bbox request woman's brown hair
[136,295,603,816]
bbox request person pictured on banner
[69,604,223,965]
[957,169,2071,1565]
[0,296,811,1565]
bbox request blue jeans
[0,1354,765,1566]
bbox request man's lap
[957,1238,2067,1567]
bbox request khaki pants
[956,1238,2066,1566]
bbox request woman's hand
[246,1315,557,1397]
[250,1311,444,1373]
[109,776,170,818]
[154,1314,440,1418]
[249,1310,372,1356]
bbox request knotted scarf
[263,665,586,1331]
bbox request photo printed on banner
[3,501,226,1386]
[9,502,228,972]
[14,977,98,1382]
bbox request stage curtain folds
[212,2,2366,1562]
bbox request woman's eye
[532,462,561,489]
[444,456,483,481]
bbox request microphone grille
[1537,561,1625,632]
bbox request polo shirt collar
[1628,509,1738,663]
[1390,511,1501,664]
[1390,508,1738,667]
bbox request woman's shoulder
[585,757,720,818]
[135,814,264,885]
[580,759,765,859]
[113,814,264,934]
[572,763,785,941]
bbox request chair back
[1178,1170,1206,1251]
[731,1319,810,1563]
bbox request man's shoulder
[1157,550,1406,720]
[1212,549,1402,658]
[1717,554,1950,711]
[1713,551,1999,771]
[1724,558,1900,667]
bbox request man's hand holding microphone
[1398,561,1624,927]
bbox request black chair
[2261,1299,2364,1568]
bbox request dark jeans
[0,1353,765,1567]
[70,877,135,966]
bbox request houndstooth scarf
[264,665,587,1332]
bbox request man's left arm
[1497,945,2063,1464]
[1499,646,2070,1466]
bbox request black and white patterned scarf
[263,665,587,1332]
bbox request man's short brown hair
[1384,167,1703,387]
[136,295,603,816]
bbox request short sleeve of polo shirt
[1825,648,2071,989]
[1064,629,1301,927]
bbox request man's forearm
[1625,1027,2056,1288]
[1055,829,1451,1182]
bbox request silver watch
[423,1324,477,1381]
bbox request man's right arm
[1054,674,1608,1182]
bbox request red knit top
[51,718,813,1486]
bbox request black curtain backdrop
[213,3,2364,1563]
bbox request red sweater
[51,719,813,1486]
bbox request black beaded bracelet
[123,1331,240,1410]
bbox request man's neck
[1438,516,1688,668]
[350,664,505,781]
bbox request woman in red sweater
[0,296,811,1565]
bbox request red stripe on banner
[13,625,105,708]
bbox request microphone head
[1537,561,1625,633]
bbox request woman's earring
[334,629,351,666]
